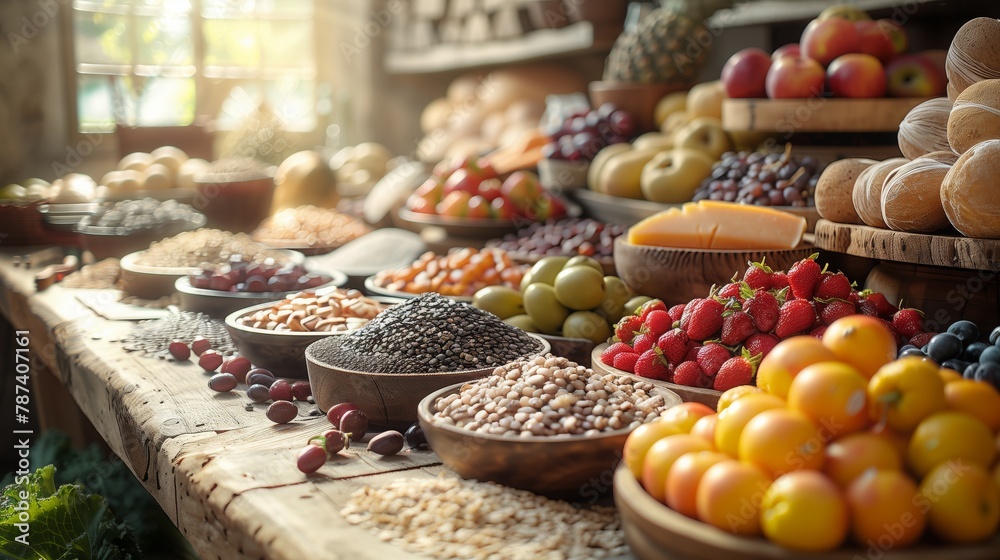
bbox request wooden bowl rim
[176,270,347,301]
[418,378,679,444]
[363,275,476,303]
[224,297,372,338]
[304,333,551,378]
[397,207,522,229]
[592,343,724,399]
[615,236,815,255]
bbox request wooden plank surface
[722,98,928,133]
[813,219,1000,271]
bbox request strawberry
[714,348,761,391]
[657,329,690,366]
[742,259,774,291]
[847,291,861,305]
[744,332,779,360]
[632,332,656,354]
[721,310,756,346]
[774,299,817,339]
[679,298,705,330]
[612,351,640,373]
[809,325,828,339]
[909,332,934,348]
[685,298,725,341]
[634,349,671,381]
[697,343,731,377]
[881,319,908,348]
[742,290,780,333]
[600,341,633,366]
[718,282,743,300]
[614,315,643,344]
[638,299,668,322]
[820,299,856,326]
[667,304,686,324]
[644,310,673,338]
[673,361,711,388]
[770,272,789,290]
[685,343,702,363]
[815,272,852,301]
[858,290,897,318]
[787,254,821,300]
[892,308,925,339]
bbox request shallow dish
[394,208,521,240]
[614,466,1000,560]
[77,213,207,261]
[176,271,347,318]
[98,187,195,204]
[592,343,722,409]
[306,334,550,429]
[363,274,475,303]
[484,244,617,275]
[614,237,816,307]
[417,379,681,497]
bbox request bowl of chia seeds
[305,293,550,429]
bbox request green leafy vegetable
[0,465,140,560]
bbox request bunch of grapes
[542,103,637,162]
[692,145,823,207]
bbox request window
[71,0,317,133]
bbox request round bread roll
[852,158,907,229]
[947,79,1000,154]
[815,158,877,225]
[945,18,1000,97]
[941,139,1000,238]
[881,158,952,233]
[898,97,953,160]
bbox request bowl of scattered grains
[77,198,206,260]
[305,293,550,428]
[417,354,680,496]
[226,288,386,378]
[251,205,371,255]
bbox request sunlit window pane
[261,20,313,69]
[77,75,117,132]
[134,77,196,125]
[216,82,263,130]
[74,10,130,64]
[203,19,260,67]
[266,78,315,131]
[135,15,193,66]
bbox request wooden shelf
[709,0,958,28]
[384,21,613,74]
[813,219,1000,271]
[722,98,929,133]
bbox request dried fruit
[266,401,297,424]
[296,444,328,474]
[168,340,190,361]
[327,402,360,428]
[198,349,224,372]
[269,379,293,402]
[208,372,237,392]
[367,431,405,456]
[340,409,369,442]
[290,381,312,401]
[246,384,271,403]
[220,356,252,383]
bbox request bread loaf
[881,158,952,233]
[940,139,1000,238]
[853,158,907,229]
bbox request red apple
[765,56,826,98]
[436,191,472,217]
[413,176,443,203]
[434,155,497,182]
[885,53,947,97]
[721,48,772,98]
[442,168,480,195]
[466,195,494,219]
[477,177,503,201]
[877,19,908,56]
[855,20,896,64]
[500,171,541,211]
[827,54,887,98]
[490,196,516,219]
[407,194,436,215]
[771,43,802,61]
[801,17,860,67]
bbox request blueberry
[921,344,930,354]
[980,346,1000,365]
[942,359,970,372]
[991,326,1000,346]
[965,342,989,363]
[898,344,917,354]
[926,333,963,363]
[974,361,1000,389]
[947,320,979,344]
[964,362,980,379]
[900,348,927,359]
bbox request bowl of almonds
[224,288,387,378]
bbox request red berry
[644,310,673,338]
[614,315,644,344]
[859,291,897,318]
[742,260,774,291]
[220,356,252,383]
[809,325,828,339]
[634,349,670,381]
[815,272,852,300]
[696,343,731,377]
[743,290,780,333]
[296,444,328,474]
[787,255,822,300]
[291,381,312,401]
[632,332,656,355]
[820,299,856,326]
[191,336,212,356]
[909,332,935,347]
[685,299,725,341]
[685,343,702,363]
[168,340,190,361]
[673,361,710,388]
[744,333,779,360]
[656,329,690,367]
[600,342,633,366]
[198,349,224,372]
[679,298,705,330]
[770,272,789,290]
[713,349,761,391]
[638,299,668,322]
[266,400,297,424]
[326,402,360,428]
[721,311,756,347]
[718,282,743,300]
[667,304,686,324]
[774,299,817,339]
[892,308,925,339]
[269,379,293,402]
[613,351,640,372]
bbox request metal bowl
[176,270,347,318]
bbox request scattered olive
[404,423,429,450]
[221,356,252,382]
[266,401,297,424]
[168,340,190,361]
[248,371,277,387]
[367,431,404,456]
[191,336,212,356]
[312,429,349,454]
[326,402,359,428]
[269,379,293,402]
[208,372,237,392]
[296,444,328,474]
[247,384,271,403]
[198,349,224,372]
[290,381,312,401]
[340,409,369,442]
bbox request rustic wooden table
[0,247,633,560]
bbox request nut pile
[491,218,625,260]
[61,258,120,289]
[123,311,234,357]
[341,475,627,560]
[237,289,384,332]
[135,229,288,268]
[83,198,202,234]
[310,293,541,373]
[434,355,666,437]
[252,205,370,248]
[373,248,525,297]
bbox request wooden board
[813,220,1000,271]
[722,98,930,133]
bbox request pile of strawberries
[600,254,933,391]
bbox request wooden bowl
[589,81,687,134]
[305,334,550,429]
[77,213,207,261]
[194,175,275,234]
[394,208,520,240]
[418,381,681,498]
[538,333,597,367]
[613,237,816,307]
[592,343,722,409]
[176,271,347,318]
[614,465,1000,560]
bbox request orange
[756,336,838,398]
[939,367,964,384]
[623,420,684,479]
[919,462,1000,543]
[689,413,718,446]
[664,451,729,518]
[907,411,996,477]
[659,402,716,434]
[717,385,764,413]
[822,315,897,379]
[824,432,902,488]
[696,460,771,536]
[944,379,1000,431]
[870,424,910,459]
[739,408,825,478]
[760,471,848,551]
[846,469,925,549]
[787,361,870,440]
[640,434,713,503]
[714,393,785,458]
[867,357,946,433]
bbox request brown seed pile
[341,475,628,560]
[123,311,234,358]
[135,229,289,268]
[252,205,370,248]
[237,288,383,332]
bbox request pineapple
[604,0,734,85]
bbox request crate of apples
[619,314,1000,555]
